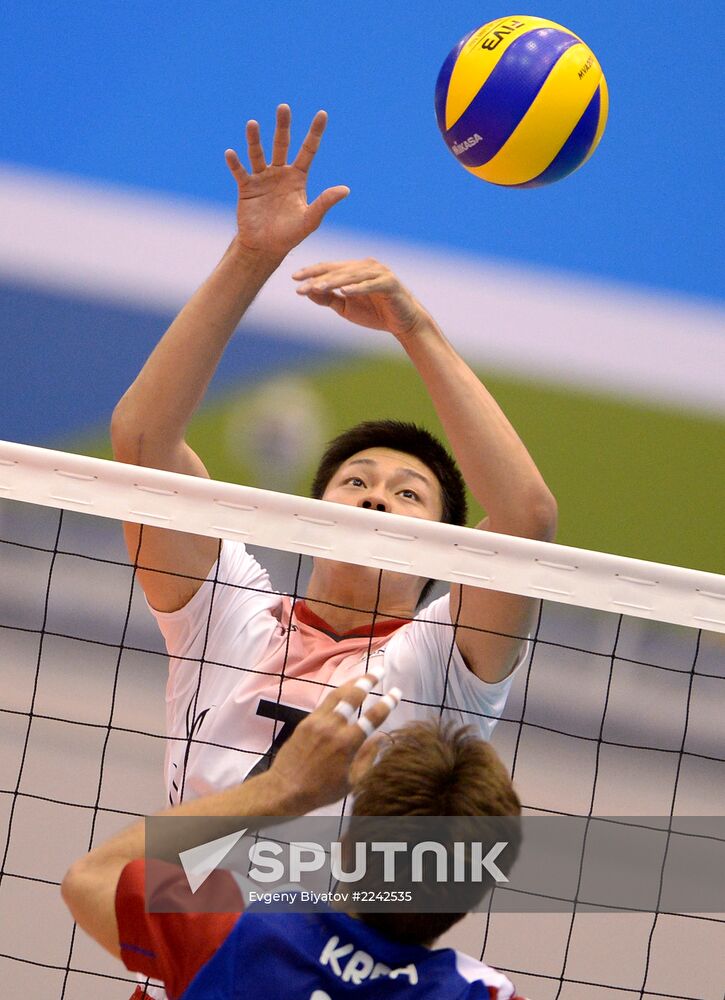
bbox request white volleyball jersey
[150,541,522,805]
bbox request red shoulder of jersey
[115,859,243,1000]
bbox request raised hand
[225,105,349,260]
[292,258,431,341]
[268,669,401,812]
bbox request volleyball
[435,15,608,187]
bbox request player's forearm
[61,769,303,955]
[63,670,391,958]
[111,239,282,464]
[63,738,350,955]
[79,770,305,876]
[399,319,557,538]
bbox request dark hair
[311,421,468,605]
[349,720,522,945]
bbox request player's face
[322,448,444,521]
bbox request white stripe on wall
[1,164,723,415]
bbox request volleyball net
[1,439,723,1000]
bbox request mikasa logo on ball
[452,134,483,156]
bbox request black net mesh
[1,498,723,999]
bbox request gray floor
[1,502,723,999]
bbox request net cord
[1,438,723,633]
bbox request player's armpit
[451,582,537,685]
[124,521,221,614]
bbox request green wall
[78,356,725,575]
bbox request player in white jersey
[63,670,529,1000]
[111,105,558,802]
[155,535,520,806]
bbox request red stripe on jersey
[294,599,409,639]
[485,987,529,999]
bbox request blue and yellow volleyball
[435,15,608,188]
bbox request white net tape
[1,440,723,1000]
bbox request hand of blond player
[224,105,349,260]
[268,668,402,812]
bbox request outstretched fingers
[224,148,249,185]
[246,119,267,173]
[335,275,393,295]
[325,664,385,717]
[270,103,292,167]
[293,109,329,173]
[328,668,403,746]
[305,184,350,233]
[353,687,402,740]
[294,260,382,295]
[291,261,340,281]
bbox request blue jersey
[117,861,524,1000]
[184,908,523,999]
